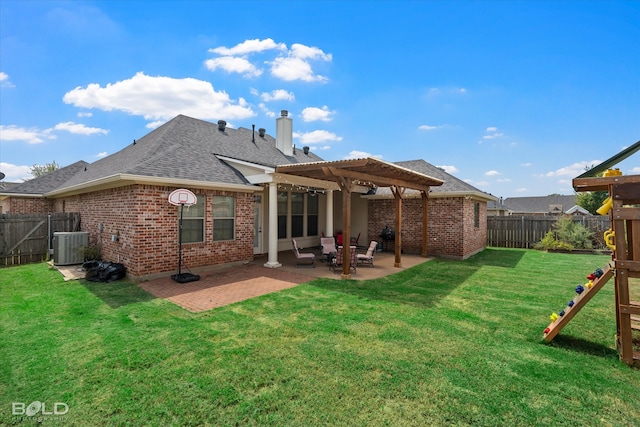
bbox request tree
[30,161,59,178]
[575,165,608,215]
[576,191,609,215]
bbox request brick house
[364,160,495,259]
[1,111,495,279]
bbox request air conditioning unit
[53,232,89,266]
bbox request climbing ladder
[543,262,614,342]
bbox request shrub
[534,230,574,251]
[534,216,594,250]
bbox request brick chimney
[276,110,293,156]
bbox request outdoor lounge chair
[320,237,337,261]
[330,245,357,274]
[356,240,378,267]
[350,232,361,247]
[291,239,315,267]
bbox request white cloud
[293,130,342,144]
[77,112,93,117]
[258,103,276,118]
[97,152,108,158]
[521,162,532,167]
[631,167,640,174]
[290,43,332,61]
[209,38,286,56]
[545,160,601,177]
[0,125,55,144]
[516,187,528,193]
[301,106,335,122]
[260,89,295,102]
[418,124,445,131]
[483,126,504,140]
[496,178,511,183]
[206,39,330,83]
[269,43,332,82]
[0,162,32,182]
[485,170,500,176]
[204,56,262,77]
[343,150,383,160]
[270,57,328,82]
[474,181,490,187]
[426,87,467,97]
[0,72,15,88]
[54,121,108,135]
[437,165,458,174]
[63,72,255,123]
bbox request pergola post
[340,178,353,279]
[263,182,281,268]
[421,190,429,257]
[325,189,334,238]
[391,186,405,268]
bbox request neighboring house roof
[565,205,590,215]
[501,195,579,214]
[0,161,89,197]
[366,159,497,201]
[48,115,323,196]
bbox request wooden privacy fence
[0,212,80,267]
[487,216,611,249]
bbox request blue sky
[1,0,638,197]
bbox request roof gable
[368,159,496,200]
[55,115,324,194]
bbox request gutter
[45,174,260,198]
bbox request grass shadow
[469,247,526,268]
[307,257,479,309]
[550,335,619,359]
[307,248,526,309]
[81,279,156,309]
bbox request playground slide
[543,262,614,342]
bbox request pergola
[276,157,443,279]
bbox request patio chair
[330,245,357,274]
[291,239,315,268]
[356,241,378,267]
[320,237,337,262]
[350,232,361,247]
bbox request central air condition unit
[53,232,89,266]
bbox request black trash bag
[85,261,127,282]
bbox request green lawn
[1,248,638,426]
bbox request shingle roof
[502,195,577,214]
[56,115,324,192]
[369,159,496,200]
[1,161,89,195]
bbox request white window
[213,196,235,241]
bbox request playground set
[542,141,640,368]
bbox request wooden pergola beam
[325,167,431,193]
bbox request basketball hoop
[168,189,200,283]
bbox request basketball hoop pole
[177,203,184,275]
[169,188,200,283]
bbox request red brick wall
[5,197,53,214]
[57,185,254,279]
[367,196,488,259]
